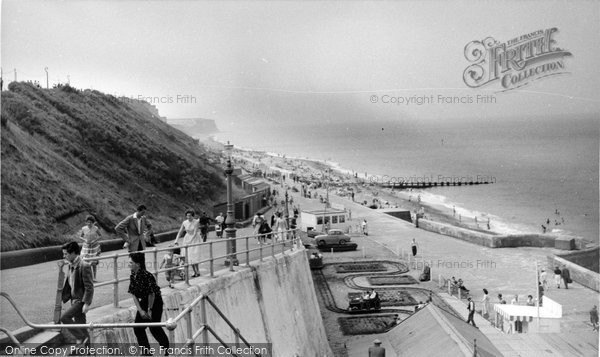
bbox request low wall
[546,255,600,292]
[417,219,581,250]
[555,246,599,273]
[417,219,496,247]
[89,248,333,356]
[0,230,178,270]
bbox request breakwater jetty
[379,179,495,189]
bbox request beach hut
[493,296,562,333]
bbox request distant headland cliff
[169,118,218,138]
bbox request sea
[214,116,599,244]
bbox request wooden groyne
[379,180,494,189]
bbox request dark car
[314,229,352,246]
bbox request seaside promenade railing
[83,228,301,308]
[1,291,263,356]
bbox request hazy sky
[2,0,599,128]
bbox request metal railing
[82,229,300,308]
[1,290,263,356]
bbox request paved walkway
[290,180,599,356]
[0,222,289,332]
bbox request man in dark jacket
[61,241,94,345]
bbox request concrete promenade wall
[417,219,582,250]
[89,248,333,356]
[0,231,178,270]
[555,246,600,273]
[546,255,600,292]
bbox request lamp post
[284,189,290,239]
[224,142,238,268]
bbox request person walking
[199,212,210,242]
[115,205,149,252]
[368,339,385,357]
[174,209,202,277]
[128,253,170,354]
[78,215,102,281]
[274,212,286,241]
[561,265,571,289]
[590,306,599,331]
[411,238,418,256]
[554,266,562,288]
[60,241,94,347]
[540,269,548,292]
[253,213,266,244]
[214,212,224,238]
[466,297,477,327]
[480,289,490,318]
[362,219,368,236]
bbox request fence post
[113,254,119,308]
[201,297,209,347]
[153,248,159,282]
[185,309,194,348]
[209,242,215,278]
[259,236,263,262]
[271,239,275,258]
[246,237,250,267]
[185,246,190,285]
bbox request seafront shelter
[300,208,348,233]
[494,296,562,334]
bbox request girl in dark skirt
[128,253,169,354]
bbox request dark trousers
[134,299,169,353]
[466,310,477,327]
[60,300,88,341]
[563,277,569,289]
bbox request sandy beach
[212,140,533,238]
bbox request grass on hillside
[1,82,227,251]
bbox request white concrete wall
[90,248,333,356]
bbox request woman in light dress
[174,209,202,277]
[274,212,286,241]
[481,288,490,318]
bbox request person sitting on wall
[457,279,470,295]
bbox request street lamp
[284,189,290,239]
[223,142,238,268]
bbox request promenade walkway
[0,224,280,333]
[288,179,599,356]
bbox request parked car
[314,229,352,246]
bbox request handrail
[0,326,21,347]
[2,230,294,352]
[81,229,301,308]
[1,291,261,356]
[0,292,175,330]
[205,296,254,348]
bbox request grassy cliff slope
[1,82,225,251]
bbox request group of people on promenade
[61,204,234,353]
[59,240,169,353]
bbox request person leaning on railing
[128,252,170,353]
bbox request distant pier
[379,180,494,189]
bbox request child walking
[159,248,177,288]
[79,215,102,281]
